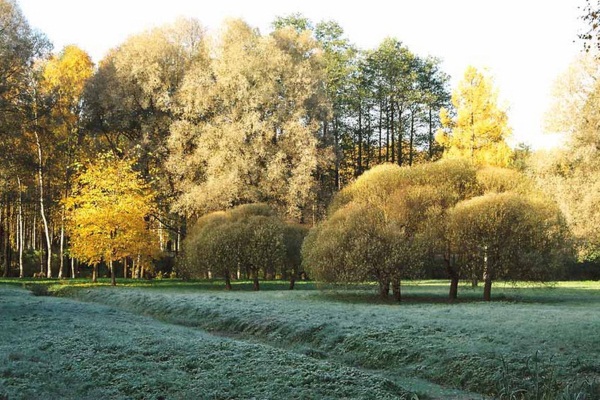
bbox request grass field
[1,279,600,399]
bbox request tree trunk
[334,117,340,190]
[110,260,116,286]
[390,100,395,163]
[449,275,459,301]
[58,209,65,279]
[378,278,390,299]
[428,107,434,160]
[289,273,296,290]
[409,111,415,166]
[225,273,232,291]
[385,103,390,162]
[252,272,260,291]
[357,98,363,176]
[483,274,492,301]
[92,264,98,283]
[123,258,128,279]
[378,102,383,163]
[445,257,459,301]
[2,200,10,277]
[396,103,404,166]
[34,131,52,278]
[71,257,76,279]
[392,279,401,302]
[17,178,24,278]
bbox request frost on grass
[69,285,600,398]
[0,285,409,399]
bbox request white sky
[17,0,586,149]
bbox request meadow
[1,279,599,399]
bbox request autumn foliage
[65,156,159,284]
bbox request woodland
[1,0,600,300]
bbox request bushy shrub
[181,203,291,290]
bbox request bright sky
[18,0,586,149]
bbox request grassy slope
[0,285,415,400]
[58,280,600,398]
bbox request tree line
[1,0,599,294]
[0,2,452,280]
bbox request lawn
[1,279,599,399]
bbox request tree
[407,159,479,299]
[83,18,207,255]
[282,223,309,290]
[580,0,600,53]
[0,0,49,277]
[436,66,513,167]
[167,19,327,221]
[533,57,600,262]
[40,45,94,279]
[181,211,237,289]
[302,164,432,301]
[181,203,286,291]
[65,155,158,285]
[544,54,599,137]
[448,192,569,301]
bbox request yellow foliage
[436,66,513,167]
[65,155,159,266]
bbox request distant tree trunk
[396,103,404,166]
[289,272,296,290]
[2,200,10,277]
[92,264,98,283]
[378,102,383,163]
[123,258,128,279]
[34,131,52,278]
[252,270,260,291]
[58,209,65,279]
[365,106,372,170]
[378,278,390,299]
[225,273,232,291]
[483,275,492,301]
[357,99,363,176]
[390,100,395,163]
[483,253,491,301]
[17,178,24,278]
[449,275,459,300]
[409,111,415,166]
[333,117,340,190]
[445,256,459,301]
[428,107,434,160]
[385,104,390,162]
[392,278,401,302]
[71,258,76,279]
[110,260,116,286]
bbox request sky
[17,0,586,150]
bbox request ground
[1,280,599,399]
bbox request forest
[3,1,600,399]
[1,0,600,297]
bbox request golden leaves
[65,155,159,265]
